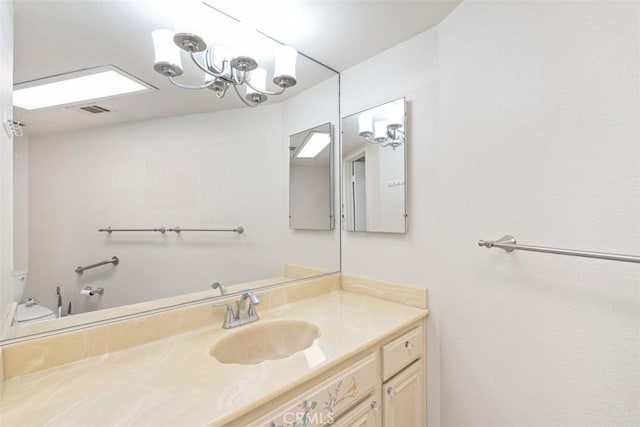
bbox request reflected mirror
[289,123,334,230]
[4,0,339,341]
[341,98,407,233]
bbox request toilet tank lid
[16,304,54,322]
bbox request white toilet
[12,270,56,324]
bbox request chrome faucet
[216,291,261,329]
[211,281,228,296]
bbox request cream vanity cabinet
[229,321,425,427]
[381,326,425,426]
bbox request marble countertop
[0,290,427,426]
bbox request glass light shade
[273,46,297,80]
[387,101,404,128]
[374,120,389,141]
[152,30,182,68]
[358,113,374,137]
[246,67,267,94]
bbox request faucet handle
[245,293,260,320]
[214,303,235,328]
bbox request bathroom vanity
[231,320,425,427]
[0,274,428,426]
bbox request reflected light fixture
[358,113,404,149]
[152,22,298,108]
[296,131,331,158]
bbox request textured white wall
[0,0,13,324]
[341,1,639,426]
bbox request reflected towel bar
[478,235,640,264]
[99,226,244,234]
[75,256,119,274]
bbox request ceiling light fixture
[151,23,298,108]
[358,113,405,150]
[296,131,331,158]
[13,66,153,110]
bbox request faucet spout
[242,292,260,305]
[211,281,228,296]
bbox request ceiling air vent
[78,104,111,114]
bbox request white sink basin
[210,320,320,365]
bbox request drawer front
[331,392,382,427]
[382,326,424,381]
[250,353,378,427]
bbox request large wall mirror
[341,98,407,233]
[4,1,339,341]
[289,123,334,231]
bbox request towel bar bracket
[478,235,516,252]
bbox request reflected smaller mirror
[289,123,334,230]
[342,98,407,233]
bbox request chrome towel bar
[478,235,640,264]
[75,256,119,274]
[99,226,244,234]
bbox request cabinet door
[332,393,382,427]
[383,361,425,427]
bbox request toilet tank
[11,270,27,303]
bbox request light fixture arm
[189,51,228,79]
[213,83,229,98]
[390,128,405,141]
[230,68,244,85]
[232,83,258,108]
[244,79,286,96]
[381,140,403,149]
[361,127,404,149]
[202,51,227,76]
[168,76,217,90]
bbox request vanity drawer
[249,353,377,427]
[382,326,424,381]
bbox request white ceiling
[204,0,461,71]
[13,0,460,135]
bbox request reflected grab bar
[478,235,640,264]
[98,226,244,234]
[75,256,119,274]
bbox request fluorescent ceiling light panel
[296,132,331,158]
[13,66,154,110]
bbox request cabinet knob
[370,401,379,411]
[405,340,413,350]
[387,386,396,397]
